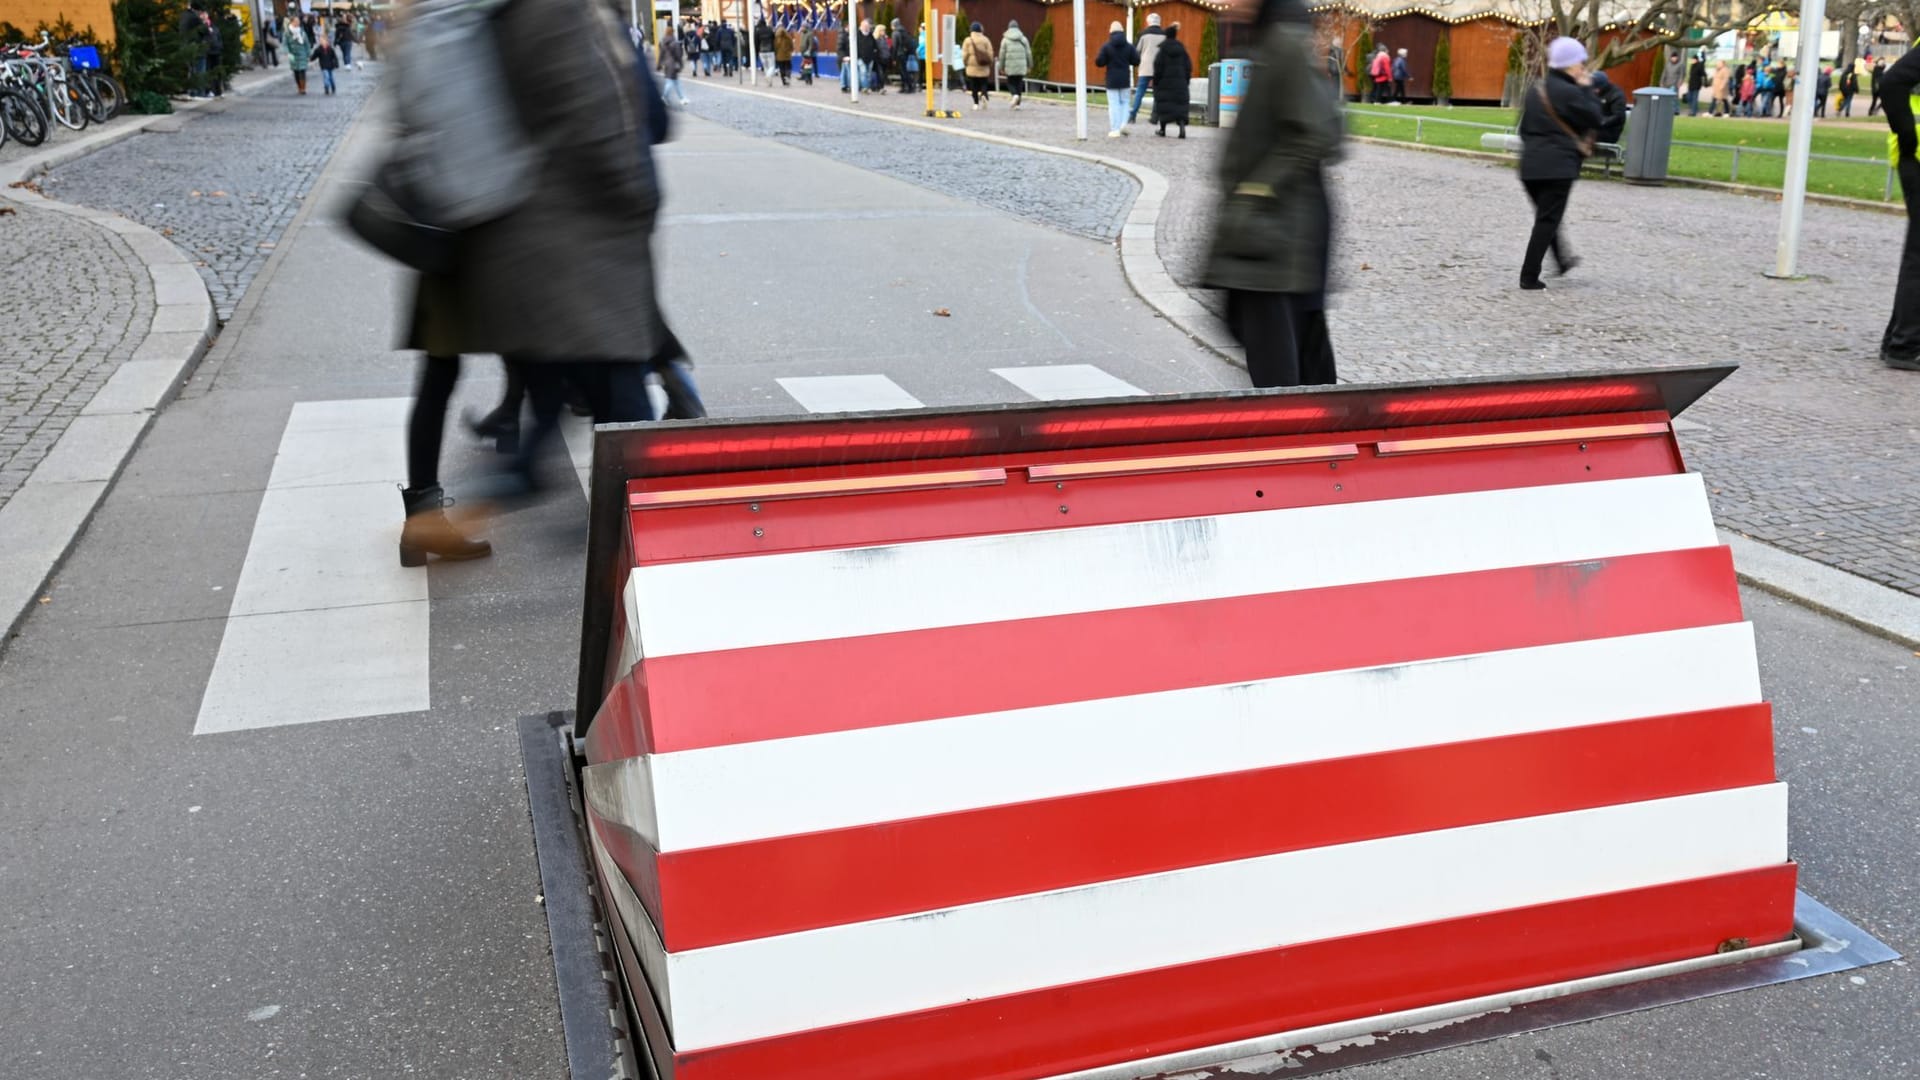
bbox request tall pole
[1773,0,1827,278]
[749,2,758,85]
[1072,0,1087,139]
[849,0,859,102]
[923,0,935,114]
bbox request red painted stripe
[616,865,1796,1080]
[627,414,1680,565]
[608,706,1776,951]
[605,546,1743,756]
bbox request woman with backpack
[962,21,995,109]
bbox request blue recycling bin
[1218,58,1252,127]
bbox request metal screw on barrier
[753,527,765,537]
[1335,483,1343,492]
[749,503,761,513]
[1055,483,1065,491]
[1059,506,1070,514]
[1329,462,1339,469]
[1579,443,1589,451]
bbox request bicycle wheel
[89,72,124,120]
[0,86,47,146]
[46,74,87,130]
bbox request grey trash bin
[1624,87,1678,184]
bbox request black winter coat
[1593,78,1627,144]
[1152,39,1193,125]
[1094,31,1137,90]
[1519,69,1603,181]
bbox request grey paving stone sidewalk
[39,67,379,322]
[702,77,1920,599]
[0,199,153,512]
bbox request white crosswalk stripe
[991,364,1147,401]
[195,399,429,735]
[776,375,925,413]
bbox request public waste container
[1625,87,1679,184]
[1217,57,1252,127]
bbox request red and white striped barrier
[576,368,1795,1080]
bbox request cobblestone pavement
[0,198,154,511]
[703,76,1920,596]
[39,67,379,321]
[683,81,1137,240]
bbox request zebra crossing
[191,363,1151,735]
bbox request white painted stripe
[776,374,923,413]
[195,399,428,734]
[992,364,1147,400]
[643,784,1788,1050]
[560,414,593,497]
[629,473,1719,659]
[592,622,1762,852]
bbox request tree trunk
[1839,11,1860,70]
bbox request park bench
[1479,132,1626,177]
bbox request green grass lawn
[1345,102,1898,201]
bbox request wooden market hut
[1034,0,1229,83]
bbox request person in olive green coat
[999,21,1032,108]
[1201,0,1342,387]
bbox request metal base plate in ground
[1112,891,1898,1079]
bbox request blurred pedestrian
[1839,63,1858,117]
[1878,48,1920,371]
[871,19,892,90]
[1710,59,1730,116]
[1517,37,1601,290]
[801,23,817,84]
[1739,67,1756,117]
[1127,12,1164,125]
[753,16,774,81]
[774,23,793,85]
[1815,65,1832,118]
[1152,23,1192,137]
[314,34,339,95]
[1368,43,1390,103]
[264,17,279,66]
[1094,21,1136,134]
[891,19,911,92]
[1870,56,1887,115]
[898,19,918,92]
[658,27,690,104]
[1591,70,1626,144]
[334,15,353,68]
[999,20,1031,108]
[1686,51,1705,115]
[285,18,310,95]
[1392,47,1408,103]
[838,21,852,92]
[963,21,995,109]
[1203,0,1341,387]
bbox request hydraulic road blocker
[571,366,1801,1080]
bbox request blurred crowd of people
[1681,51,1890,120]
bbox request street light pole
[849,0,859,102]
[1772,0,1827,278]
[1073,0,1087,139]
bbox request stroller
[800,52,815,84]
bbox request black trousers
[1393,78,1405,102]
[1521,178,1574,282]
[1884,157,1920,363]
[1225,290,1336,388]
[408,355,461,491]
[966,75,989,103]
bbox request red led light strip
[1026,444,1360,482]
[629,468,1008,509]
[1375,422,1671,457]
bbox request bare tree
[1511,0,1796,72]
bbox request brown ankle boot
[399,485,492,566]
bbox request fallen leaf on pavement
[1359,263,1373,271]
[933,308,952,317]
[0,207,13,216]
[210,190,227,197]
[191,190,202,197]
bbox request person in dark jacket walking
[1870,57,1887,115]
[403,0,674,536]
[1815,65,1832,117]
[313,34,339,94]
[1686,52,1706,115]
[1590,71,1626,144]
[1152,24,1193,137]
[1517,37,1603,290]
[1839,63,1859,116]
[1202,0,1342,387]
[1878,48,1920,370]
[1391,48,1408,103]
[1094,22,1138,136]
